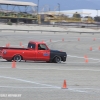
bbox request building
[0,0,37,24]
[58,9,100,18]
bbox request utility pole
[37,0,39,14]
[96,9,98,17]
[96,9,98,29]
[58,3,60,15]
[37,0,41,24]
[58,3,60,25]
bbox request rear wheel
[13,55,22,62]
[54,56,61,63]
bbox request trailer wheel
[54,56,61,63]
[13,55,22,62]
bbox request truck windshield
[28,43,35,49]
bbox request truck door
[24,42,36,60]
[36,44,50,61]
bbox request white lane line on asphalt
[16,68,100,72]
[0,75,60,89]
[0,86,88,92]
[68,88,87,93]
[0,67,100,72]
[68,55,100,61]
[0,86,60,89]
[0,67,11,68]
[67,61,100,64]
[0,76,98,93]
[68,88,100,94]
[0,85,95,93]
[72,88,100,91]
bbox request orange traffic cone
[84,55,87,59]
[62,80,67,89]
[78,38,80,41]
[90,47,92,51]
[22,46,24,48]
[85,58,88,63]
[62,38,64,41]
[98,46,100,50]
[8,43,10,47]
[84,55,88,63]
[93,38,96,41]
[20,42,22,46]
[42,40,44,43]
[6,43,10,47]
[12,60,16,68]
[50,39,52,42]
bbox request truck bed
[0,47,29,57]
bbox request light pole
[37,0,39,14]
[96,9,98,17]
[37,0,40,24]
[58,3,60,15]
[96,9,98,29]
[58,3,60,25]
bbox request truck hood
[50,50,67,62]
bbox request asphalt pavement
[0,31,100,100]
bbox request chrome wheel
[14,55,21,62]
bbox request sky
[1,0,100,12]
[16,0,100,11]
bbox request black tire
[13,55,22,62]
[54,56,61,63]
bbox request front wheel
[13,55,22,62]
[54,56,61,63]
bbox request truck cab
[27,41,50,61]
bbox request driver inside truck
[38,44,41,50]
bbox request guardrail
[0,29,100,34]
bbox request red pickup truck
[0,41,67,63]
